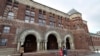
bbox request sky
[34,0,100,33]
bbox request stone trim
[19,29,42,45]
[16,0,69,18]
[64,34,75,49]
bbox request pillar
[44,41,47,50]
[17,42,20,51]
[58,41,62,49]
[70,41,75,49]
[37,41,40,51]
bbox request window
[0,38,7,46]
[25,16,35,23]
[25,16,30,23]
[7,12,14,19]
[38,10,46,26]
[39,19,46,26]
[25,10,30,15]
[25,9,35,23]
[30,18,34,23]
[31,12,35,16]
[3,26,10,33]
[49,14,55,27]
[58,16,63,28]
[50,21,55,27]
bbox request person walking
[59,47,63,56]
[62,46,67,56]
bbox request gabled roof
[68,9,81,15]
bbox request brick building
[0,0,99,55]
[89,32,100,51]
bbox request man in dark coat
[62,46,67,56]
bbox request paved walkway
[86,53,100,56]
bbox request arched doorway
[23,34,37,52]
[47,34,58,50]
[66,38,70,49]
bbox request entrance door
[47,34,58,50]
[24,34,37,52]
[66,38,70,49]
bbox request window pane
[39,14,43,18]
[7,12,14,19]
[43,20,46,24]
[50,22,54,27]
[25,16,30,23]
[3,26,10,33]
[26,10,30,15]
[39,19,44,26]
[30,18,34,23]
[0,38,7,46]
[31,12,35,16]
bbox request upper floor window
[49,13,55,27]
[50,21,55,27]
[7,12,14,19]
[0,38,7,46]
[25,16,35,23]
[25,10,30,15]
[38,10,46,26]
[3,26,10,33]
[38,18,46,26]
[25,9,35,23]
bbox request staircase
[13,50,92,56]
[85,53,100,56]
[0,49,94,56]
[0,48,16,56]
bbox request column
[40,42,42,50]
[17,42,20,52]
[58,42,62,49]
[44,42,47,50]
[37,41,40,51]
[70,42,75,49]
[64,42,66,48]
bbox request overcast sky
[34,0,100,33]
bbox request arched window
[7,12,14,19]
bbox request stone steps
[0,48,15,56]
[85,53,100,56]
[0,50,93,56]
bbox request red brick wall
[0,25,17,48]
[17,3,26,20]
[92,37,100,46]
[0,0,7,16]
[34,8,39,23]
[72,30,89,50]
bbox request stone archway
[24,34,37,52]
[17,29,41,52]
[64,35,75,50]
[47,34,58,50]
[45,31,61,50]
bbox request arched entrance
[66,38,70,49]
[23,34,37,52]
[47,34,58,50]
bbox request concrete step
[0,48,15,56]
[86,53,100,56]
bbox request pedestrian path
[86,53,100,56]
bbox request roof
[68,9,81,15]
[89,33,100,37]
